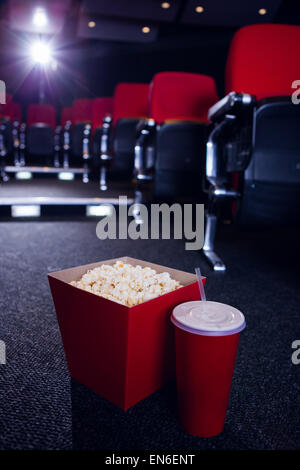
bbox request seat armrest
[63,121,71,150]
[208,92,255,122]
[134,119,156,180]
[100,115,112,158]
[12,120,20,150]
[82,123,91,160]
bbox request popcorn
[70,260,182,306]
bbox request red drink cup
[171,301,246,437]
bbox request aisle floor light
[86,205,113,217]
[11,205,41,217]
[15,171,32,180]
[58,172,74,181]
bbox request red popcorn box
[48,256,205,410]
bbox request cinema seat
[0,96,25,173]
[71,98,92,159]
[92,97,113,151]
[92,97,113,190]
[0,93,14,178]
[12,102,22,123]
[60,106,72,168]
[112,83,149,176]
[11,102,23,166]
[135,72,218,200]
[61,106,72,128]
[26,104,56,165]
[204,24,300,271]
[71,98,93,182]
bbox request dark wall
[77,26,234,99]
[1,0,300,119]
[0,24,235,118]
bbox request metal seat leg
[203,213,226,272]
[100,165,107,191]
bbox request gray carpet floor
[0,220,299,450]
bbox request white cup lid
[171,301,246,336]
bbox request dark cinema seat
[203,24,300,271]
[61,106,72,128]
[71,98,93,182]
[60,106,73,168]
[71,99,92,159]
[26,104,56,166]
[91,97,113,190]
[135,72,218,200]
[92,97,113,157]
[111,82,149,177]
[11,101,23,166]
[0,93,14,179]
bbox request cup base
[180,421,225,438]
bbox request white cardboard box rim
[48,256,203,309]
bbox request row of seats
[0,94,23,180]
[201,23,300,270]
[0,73,218,192]
[0,88,150,182]
[0,97,113,167]
[71,23,299,270]
[61,77,218,192]
[1,24,300,256]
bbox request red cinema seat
[0,93,14,121]
[26,104,56,164]
[92,97,113,133]
[135,72,218,199]
[0,94,14,176]
[113,83,149,125]
[0,93,14,154]
[204,24,300,271]
[150,71,218,124]
[225,24,300,100]
[27,104,56,129]
[72,98,93,125]
[12,102,22,123]
[112,83,149,175]
[61,106,73,127]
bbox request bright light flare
[30,41,52,65]
[32,8,48,27]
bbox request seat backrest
[61,106,73,127]
[150,72,218,124]
[226,24,300,100]
[0,93,14,121]
[113,83,149,125]
[72,98,93,124]
[92,97,113,130]
[12,102,22,122]
[27,104,56,129]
